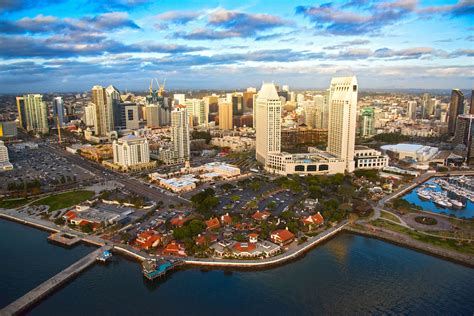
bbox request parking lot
[1,145,96,191]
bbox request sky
[0,0,473,93]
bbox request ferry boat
[96,250,112,263]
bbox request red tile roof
[170,215,191,227]
[220,214,232,225]
[205,217,221,230]
[302,212,324,226]
[233,242,256,253]
[271,229,295,243]
[252,210,271,220]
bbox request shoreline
[344,225,474,268]
[1,210,472,272]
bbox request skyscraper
[407,101,417,120]
[448,89,464,136]
[91,85,111,136]
[327,76,358,172]
[171,106,190,161]
[105,85,121,131]
[185,98,208,127]
[145,105,160,128]
[16,96,27,129]
[218,103,233,130]
[52,97,65,127]
[470,90,474,115]
[422,93,430,119]
[23,94,49,134]
[255,82,282,164]
[360,107,375,137]
[454,114,474,164]
[232,93,244,115]
[84,103,97,127]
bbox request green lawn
[32,190,95,212]
[0,198,31,209]
[372,219,474,255]
[380,210,401,223]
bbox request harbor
[142,258,184,280]
[404,176,474,219]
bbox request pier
[0,245,112,316]
[47,232,82,247]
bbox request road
[44,144,189,206]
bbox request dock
[47,232,82,247]
[0,245,112,316]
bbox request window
[295,165,305,172]
[319,164,329,171]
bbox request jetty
[0,245,112,316]
[47,232,82,247]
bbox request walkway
[1,245,111,316]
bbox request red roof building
[170,215,191,227]
[270,229,295,246]
[252,210,271,221]
[135,230,162,250]
[163,241,186,256]
[195,233,218,246]
[205,217,221,230]
[302,212,324,227]
[220,213,232,226]
[233,242,257,254]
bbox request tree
[230,195,240,202]
[81,223,94,233]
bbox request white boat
[417,190,431,200]
[449,199,465,209]
[433,199,452,208]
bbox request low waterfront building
[270,229,295,246]
[163,241,187,256]
[381,143,438,162]
[301,212,324,228]
[354,146,389,170]
[135,231,162,250]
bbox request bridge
[0,245,111,316]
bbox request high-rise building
[0,140,13,171]
[121,102,139,130]
[105,85,121,131]
[303,100,319,128]
[327,76,358,172]
[454,114,474,164]
[52,97,65,127]
[232,93,244,115]
[407,101,417,120]
[16,96,27,129]
[173,94,186,106]
[218,103,233,130]
[84,103,97,127]
[470,90,474,115]
[23,94,49,134]
[91,85,111,136]
[255,83,282,164]
[422,93,430,119]
[185,99,208,127]
[145,105,160,128]
[448,89,465,136]
[242,91,256,113]
[0,121,18,139]
[171,106,190,161]
[112,135,150,168]
[360,107,375,137]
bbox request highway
[44,144,190,206]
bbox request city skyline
[1,0,473,93]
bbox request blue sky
[0,0,472,93]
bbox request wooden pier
[0,245,111,316]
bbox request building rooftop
[257,82,279,100]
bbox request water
[0,220,94,308]
[1,219,473,315]
[403,177,474,219]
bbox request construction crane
[154,78,166,97]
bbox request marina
[404,176,474,219]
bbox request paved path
[1,245,111,316]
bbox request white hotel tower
[255,83,282,164]
[257,77,368,175]
[327,76,358,173]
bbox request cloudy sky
[0,0,472,93]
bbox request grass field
[0,198,31,209]
[372,219,474,255]
[32,190,95,212]
[380,210,401,223]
